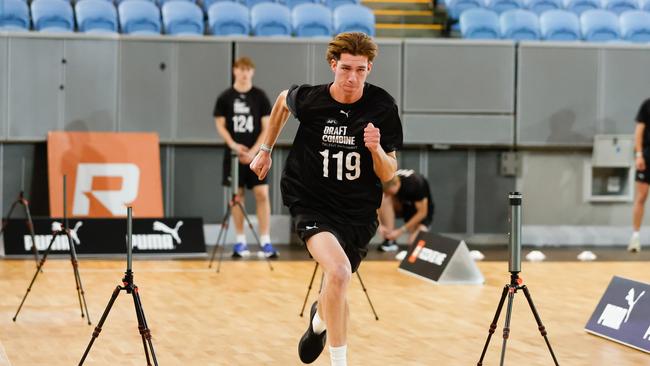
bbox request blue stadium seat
[602,0,638,14]
[158,0,195,6]
[526,0,562,14]
[444,0,485,19]
[292,3,332,37]
[486,0,524,14]
[162,1,204,35]
[619,10,650,42]
[31,0,74,32]
[118,0,161,34]
[325,0,360,9]
[75,0,118,33]
[251,2,291,36]
[580,9,620,41]
[0,0,30,31]
[641,0,650,11]
[564,0,599,14]
[500,9,540,39]
[540,9,580,40]
[333,4,375,35]
[202,0,230,13]
[460,8,500,38]
[246,0,274,8]
[208,2,249,35]
[285,0,320,9]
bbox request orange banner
[47,132,163,218]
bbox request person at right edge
[249,32,403,366]
[629,97,650,252]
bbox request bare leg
[306,232,351,347]
[378,193,396,234]
[633,182,649,231]
[231,187,246,235]
[253,185,270,237]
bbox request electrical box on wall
[584,135,634,202]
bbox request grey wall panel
[0,37,6,139]
[119,41,174,140]
[63,39,118,132]
[311,40,402,108]
[517,45,599,146]
[8,38,63,139]
[235,39,310,145]
[474,151,514,233]
[172,146,226,222]
[600,48,650,134]
[2,143,49,217]
[176,41,231,143]
[403,40,515,113]
[427,150,467,232]
[403,114,513,145]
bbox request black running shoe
[298,301,327,364]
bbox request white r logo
[72,163,140,216]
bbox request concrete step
[362,0,432,11]
[375,23,443,37]
[374,9,435,24]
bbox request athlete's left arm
[364,123,397,182]
[250,116,270,155]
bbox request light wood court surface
[1,259,649,365]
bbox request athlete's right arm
[250,90,291,180]
[215,117,248,154]
[636,123,645,171]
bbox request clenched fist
[364,122,381,153]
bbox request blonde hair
[326,32,378,63]
[233,56,255,69]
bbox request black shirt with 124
[282,83,403,225]
[213,86,272,148]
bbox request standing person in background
[629,98,650,253]
[214,56,278,258]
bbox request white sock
[236,234,246,245]
[312,310,326,335]
[260,234,271,244]
[633,231,640,239]
[329,345,347,366]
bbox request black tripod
[208,152,273,272]
[1,191,40,266]
[299,262,379,321]
[477,192,558,366]
[13,176,91,324]
[79,207,158,366]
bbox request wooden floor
[0,258,648,365]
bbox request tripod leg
[133,287,158,366]
[216,205,232,274]
[66,232,91,324]
[356,271,379,321]
[499,286,516,366]
[521,286,560,366]
[0,200,19,235]
[79,286,122,365]
[234,201,273,271]
[209,205,231,268]
[300,263,319,317]
[478,285,509,366]
[13,231,58,321]
[23,202,41,266]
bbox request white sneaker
[628,236,641,253]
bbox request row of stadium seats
[7,0,362,12]
[0,0,375,36]
[445,0,650,18]
[461,8,650,41]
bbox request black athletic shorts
[291,206,378,273]
[401,204,433,228]
[222,157,268,189]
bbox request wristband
[636,152,643,158]
[260,144,273,153]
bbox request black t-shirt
[396,169,434,218]
[636,98,650,151]
[213,86,271,148]
[282,83,403,225]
